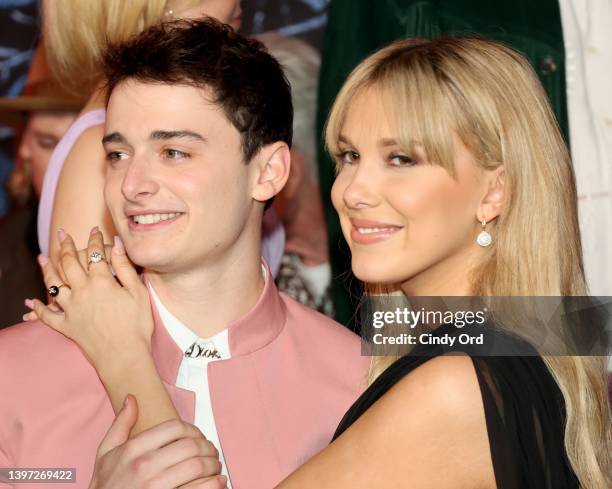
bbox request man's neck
[146,253,265,339]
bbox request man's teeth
[356,227,397,234]
[132,212,181,225]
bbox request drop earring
[476,219,492,247]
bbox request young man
[0,19,368,489]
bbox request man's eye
[334,150,359,165]
[105,151,128,162]
[389,154,416,167]
[164,149,190,160]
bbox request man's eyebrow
[150,130,206,142]
[102,132,127,145]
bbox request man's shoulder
[0,320,87,377]
[279,292,368,364]
[0,320,72,349]
[280,292,360,340]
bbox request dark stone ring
[48,284,68,297]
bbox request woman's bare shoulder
[278,355,495,489]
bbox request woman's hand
[90,395,227,489]
[24,227,153,372]
[25,227,183,435]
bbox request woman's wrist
[94,339,153,381]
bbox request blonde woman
[30,36,610,488]
[38,0,242,263]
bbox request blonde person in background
[28,35,610,488]
[38,0,242,265]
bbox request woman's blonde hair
[325,37,611,488]
[43,0,199,96]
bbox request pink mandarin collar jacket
[0,263,369,488]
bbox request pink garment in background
[36,110,285,275]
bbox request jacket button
[540,55,558,75]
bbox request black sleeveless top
[332,325,579,489]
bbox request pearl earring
[164,9,174,18]
[476,219,492,247]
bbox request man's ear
[284,148,305,199]
[252,142,291,203]
[477,164,505,223]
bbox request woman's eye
[105,151,128,163]
[335,150,359,165]
[164,148,190,160]
[389,154,416,167]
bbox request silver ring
[88,251,105,266]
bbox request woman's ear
[477,164,505,223]
[251,142,291,203]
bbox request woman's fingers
[22,297,63,322]
[28,298,64,331]
[77,245,113,272]
[110,235,142,293]
[87,227,114,278]
[37,254,72,309]
[57,230,87,287]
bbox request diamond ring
[88,251,106,266]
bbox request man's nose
[121,156,160,201]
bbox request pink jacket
[0,273,369,488]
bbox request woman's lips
[349,219,403,245]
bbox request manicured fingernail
[22,313,30,322]
[24,298,34,309]
[113,235,125,255]
[37,254,49,267]
[57,228,66,242]
[90,226,99,235]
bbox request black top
[332,325,579,489]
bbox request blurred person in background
[0,0,40,217]
[0,76,81,327]
[260,33,333,315]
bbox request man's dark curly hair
[102,17,293,162]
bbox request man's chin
[125,250,171,273]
